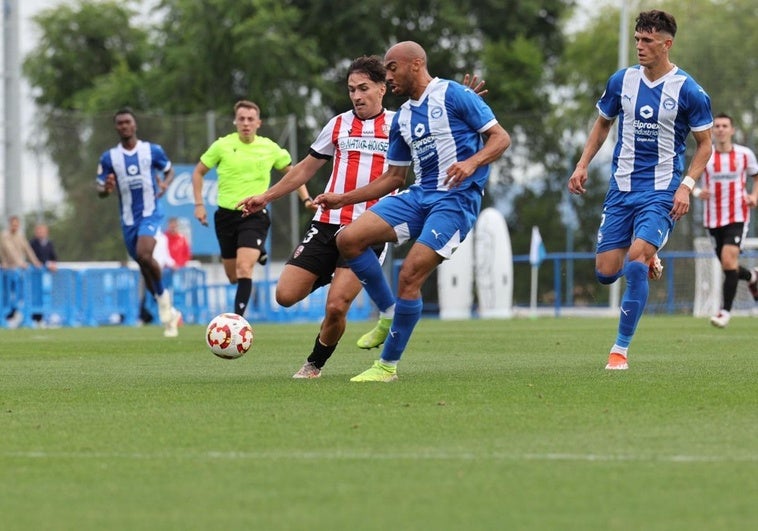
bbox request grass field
[2,315,757,530]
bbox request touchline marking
[3,450,757,463]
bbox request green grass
[1,316,757,530]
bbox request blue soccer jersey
[96,140,172,226]
[597,65,712,192]
[387,78,498,191]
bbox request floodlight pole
[608,0,629,311]
[3,0,23,218]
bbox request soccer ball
[205,313,254,359]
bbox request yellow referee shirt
[200,133,291,210]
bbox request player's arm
[314,165,408,210]
[671,128,713,221]
[748,171,758,207]
[568,115,614,195]
[462,73,488,98]
[238,155,325,215]
[192,161,211,226]
[157,166,175,198]
[96,173,116,198]
[444,123,511,188]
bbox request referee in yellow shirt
[192,100,313,317]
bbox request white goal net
[693,236,758,317]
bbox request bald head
[385,41,427,64]
[384,41,432,100]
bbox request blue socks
[347,250,423,363]
[616,260,649,348]
[346,249,395,312]
[380,297,423,363]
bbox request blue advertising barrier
[0,266,371,329]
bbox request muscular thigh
[286,221,342,287]
[597,190,673,253]
[709,223,745,258]
[416,188,481,259]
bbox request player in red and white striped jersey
[238,56,394,378]
[693,113,758,327]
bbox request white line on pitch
[3,450,757,463]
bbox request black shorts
[214,207,270,259]
[708,222,746,258]
[287,221,386,289]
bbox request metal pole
[3,0,23,218]
[608,0,629,310]
[618,0,629,69]
[286,114,298,250]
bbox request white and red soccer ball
[205,313,254,359]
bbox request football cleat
[292,361,321,379]
[648,254,663,280]
[605,352,628,370]
[350,360,398,382]
[356,317,392,349]
[709,310,730,329]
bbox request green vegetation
[2,316,756,530]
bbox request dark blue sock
[346,249,395,312]
[381,297,423,362]
[153,279,165,296]
[616,261,649,348]
[235,278,253,316]
[596,269,622,285]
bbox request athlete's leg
[720,243,740,311]
[379,243,441,363]
[232,247,262,316]
[301,268,364,372]
[337,211,397,313]
[275,264,319,308]
[135,235,164,296]
[613,238,656,350]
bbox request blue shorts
[121,213,163,260]
[370,184,482,259]
[596,189,674,253]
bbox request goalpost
[693,236,758,317]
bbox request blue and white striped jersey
[387,77,498,191]
[96,140,172,226]
[597,65,712,192]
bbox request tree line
[21,0,758,303]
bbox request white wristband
[681,176,696,191]
[692,187,702,198]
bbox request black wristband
[302,197,313,203]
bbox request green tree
[23,1,151,260]
[23,0,575,260]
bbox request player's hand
[156,179,168,198]
[745,193,758,208]
[312,192,344,210]
[444,160,476,188]
[462,73,488,98]
[568,167,588,195]
[236,195,267,217]
[304,198,319,212]
[104,173,116,193]
[670,186,691,221]
[697,189,710,201]
[195,204,208,226]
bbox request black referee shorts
[214,207,270,259]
